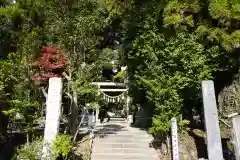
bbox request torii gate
[91,82,131,123]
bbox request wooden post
[201,80,223,160]
[171,117,179,160]
[231,115,240,160]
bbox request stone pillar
[88,112,94,130]
[171,117,179,160]
[96,85,100,124]
[96,107,99,124]
[126,96,130,115]
[42,78,63,159]
[232,115,240,160]
[201,80,223,160]
[126,96,132,124]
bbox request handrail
[88,131,94,160]
[73,108,87,142]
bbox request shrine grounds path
[91,119,159,160]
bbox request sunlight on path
[91,119,159,160]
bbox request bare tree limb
[227,113,239,119]
[220,118,231,128]
[66,92,73,100]
[62,72,70,81]
[41,87,48,98]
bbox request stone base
[127,115,133,124]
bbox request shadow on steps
[94,124,126,138]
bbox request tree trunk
[63,71,78,136]
[0,111,8,150]
[70,91,77,136]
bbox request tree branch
[41,87,48,98]
[220,118,230,128]
[66,92,73,100]
[62,72,70,81]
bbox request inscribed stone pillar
[42,78,63,159]
[201,80,223,160]
[171,117,179,160]
[231,115,240,160]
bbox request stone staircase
[91,118,159,160]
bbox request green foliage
[209,0,231,19]
[113,69,125,81]
[87,102,100,109]
[3,99,39,116]
[72,64,100,104]
[15,138,43,160]
[129,105,137,112]
[15,135,72,160]
[128,31,218,134]
[41,0,111,106]
[179,119,190,131]
[100,0,130,17]
[161,0,240,51]
[15,134,72,160]
[52,134,72,159]
[0,3,24,19]
[0,0,239,141]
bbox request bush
[14,134,72,160]
[15,138,43,160]
[52,134,72,159]
[128,31,219,134]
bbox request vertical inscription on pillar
[202,80,223,160]
[171,117,179,160]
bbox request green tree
[109,0,239,134]
[128,30,219,133]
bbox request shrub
[15,138,43,160]
[15,134,72,160]
[52,134,72,159]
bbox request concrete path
[91,119,159,160]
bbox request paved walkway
[91,119,159,160]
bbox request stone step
[91,122,159,160]
[98,133,153,139]
[109,117,126,120]
[94,127,128,131]
[95,131,150,135]
[95,134,153,139]
[114,131,151,135]
[93,142,152,147]
[96,127,148,131]
[94,138,152,142]
[91,153,159,160]
[94,129,150,134]
[92,143,151,148]
[94,135,153,140]
[92,147,157,154]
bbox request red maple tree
[31,46,68,84]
